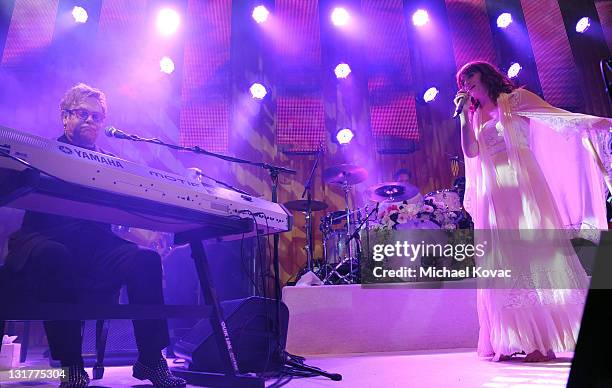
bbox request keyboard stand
[170,233,264,388]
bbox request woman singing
[455,61,611,362]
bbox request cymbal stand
[300,144,323,272]
[339,180,354,282]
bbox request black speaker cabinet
[568,230,612,387]
[173,297,289,374]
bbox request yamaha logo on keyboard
[58,144,124,169]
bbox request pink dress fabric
[463,88,611,359]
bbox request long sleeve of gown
[500,88,610,234]
[510,89,611,136]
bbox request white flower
[397,213,410,224]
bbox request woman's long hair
[456,61,516,109]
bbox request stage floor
[0,347,573,387]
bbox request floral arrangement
[373,198,462,230]
[419,196,460,230]
[372,200,424,230]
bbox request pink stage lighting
[252,5,270,24]
[576,17,590,33]
[72,6,88,23]
[336,128,354,145]
[423,87,439,103]
[334,63,351,79]
[331,7,350,27]
[160,56,175,74]
[412,9,429,27]
[507,63,522,78]
[156,8,180,36]
[250,83,267,100]
[496,13,512,28]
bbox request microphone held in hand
[453,95,467,118]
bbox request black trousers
[20,229,170,366]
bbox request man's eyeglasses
[68,108,105,124]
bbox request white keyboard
[0,126,292,237]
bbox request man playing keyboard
[4,83,186,388]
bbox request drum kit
[284,164,471,285]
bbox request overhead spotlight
[160,56,175,74]
[412,9,429,27]
[423,87,439,103]
[507,63,522,78]
[496,13,512,28]
[331,7,350,27]
[336,128,354,145]
[576,17,590,33]
[252,5,269,24]
[249,83,267,100]
[334,63,351,79]
[156,8,180,36]
[72,6,88,23]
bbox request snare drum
[425,189,462,211]
[323,229,359,265]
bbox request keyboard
[0,126,293,239]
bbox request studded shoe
[132,357,186,387]
[59,365,90,388]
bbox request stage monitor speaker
[173,296,289,374]
[568,230,612,387]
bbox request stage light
[156,8,180,36]
[412,9,429,27]
[160,56,175,74]
[72,6,88,23]
[331,7,350,27]
[576,17,590,33]
[252,5,269,24]
[249,83,267,99]
[507,63,522,78]
[496,13,512,28]
[423,87,439,103]
[334,63,351,79]
[336,128,354,145]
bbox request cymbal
[368,181,420,202]
[284,199,329,212]
[323,164,368,185]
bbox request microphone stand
[108,132,296,176]
[198,171,252,196]
[108,131,342,382]
[300,144,324,273]
[107,131,296,367]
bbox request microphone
[453,85,475,118]
[453,95,467,118]
[104,126,132,140]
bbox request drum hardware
[284,199,328,273]
[289,144,327,274]
[320,164,369,284]
[285,147,327,274]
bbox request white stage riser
[282,282,478,355]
